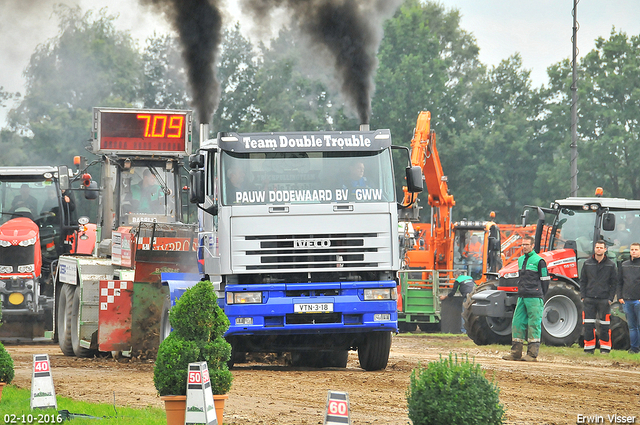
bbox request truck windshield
[0,180,58,224]
[453,229,485,279]
[551,208,640,262]
[220,150,395,205]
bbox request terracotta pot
[161,395,187,425]
[213,394,228,425]
[0,382,5,401]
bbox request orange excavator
[397,111,503,332]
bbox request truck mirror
[58,166,69,190]
[189,169,205,204]
[189,153,204,169]
[84,181,99,200]
[602,212,615,232]
[405,166,423,193]
[521,209,529,226]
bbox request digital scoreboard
[92,108,192,156]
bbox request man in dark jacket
[580,240,617,354]
[618,242,640,354]
[503,235,549,362]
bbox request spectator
[618,242,640,354]
[502,235,549,362]
[580,240,617,354]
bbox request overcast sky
[1,0,639,127]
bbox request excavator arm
[403,111,455,270]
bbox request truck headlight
[0,265,13,273]
[19,236,37,247]
[227,291,262,305]
[18,264,35,273]
[0,240,11,247]
[364,288,396,300]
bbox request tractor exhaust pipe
[360,123,370,132]
[200,123,209,145]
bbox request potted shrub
[0,307,15,401]
[154,280,233,425]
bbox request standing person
[502,235,549,362]
[580,240,617,354]
[439,271,475,333]
[618,242,640,354]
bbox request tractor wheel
[159,297,172,344]
[541,281,582,346]
[462,283,512,346]
[610,303,630,351]
[357,332,391,371]
[57,284,75,356]
[71,286,95,358]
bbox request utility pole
[570,0,579,196]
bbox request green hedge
[407,353,505,425]
[154,280,232,396]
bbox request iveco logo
[294,239,331,248]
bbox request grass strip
[1,385,166,425]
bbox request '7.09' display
[94,108,192,155]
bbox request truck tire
[541,281,582,346]
[357,332,391,371]
[71,286,95,358]
[57,284,75,356]
[462,283,512,346]
[610,303,630,351]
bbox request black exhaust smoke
[240,0,401,124]
[140,0,223,124]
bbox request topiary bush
[0,342,15,384]
[406,353,505,425]
[154,280,233,396]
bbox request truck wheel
[290,351,319,368]
[462,283,512,345]
[57,284,75,356]
[71,287,95,358]
[610,303,630,351]
[358,332,391,371]
[159,298,171,344]
[541,281,582,346]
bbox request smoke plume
[140,0,222,124]
[240,0,401,124]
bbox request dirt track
[5,335,640,424]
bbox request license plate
[294,303,334,313]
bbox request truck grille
[244,233,379,270]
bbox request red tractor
[464,192,633,349]
[0,166,95,341]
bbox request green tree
[451,55,546,222]
[211,23,259,133]
[543,30,640,200]
[142,34,190,110]
[372,0,483,143]
[8,5,142,165]
[252,27,357,132]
